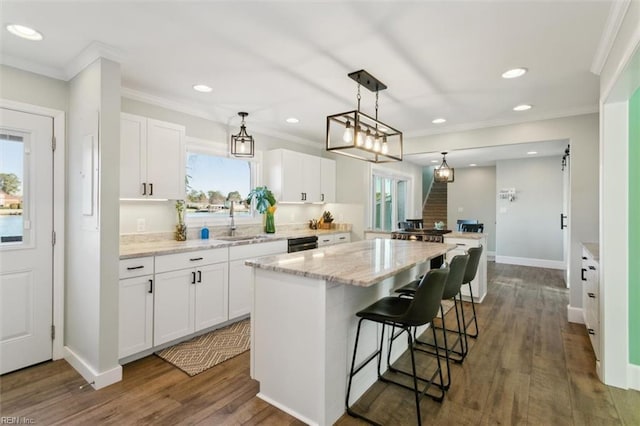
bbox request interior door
[562,145,571,287]
[0,108,53,374]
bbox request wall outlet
[457,207,464,213]
[136,218,146,232]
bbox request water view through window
[0,134,24,243]
[185,152,252,219]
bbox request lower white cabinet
[318,232,351,247]
[443,235,488,303]
[228,240,287,319]
[154,249,228,346]
[119,274,154,358]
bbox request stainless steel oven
[287,236,319,253]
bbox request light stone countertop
[583,242,599,262]
[120,229,350,259]
[245,239,455,287]
[444,232,487,240]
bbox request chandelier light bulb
[381,138,389,154]
[373,136,381,152]
[356,128,364,147]
[343,120,354,143]
[239,141,246,153]
[365,130,373,149]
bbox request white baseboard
[257,392,318,426]
[629,363,640,391]
[495,255,565,270]
[64,346,122,390]
[487,251,496,261]
[567,304,584,324]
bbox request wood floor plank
[2,261,639,425]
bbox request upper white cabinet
[120,113,186,200]
[266,149,335,203]
[320,158,336,203]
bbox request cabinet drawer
[318,235,335,246]
[334,233,351,244]
[443,237,479,249]
[119,257,154,279]
[229,240,287,260]
[155,248,228,273]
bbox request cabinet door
[229,259,252,319]
[154,269,195,345]
[120,113,146,198]
[302,154,321,202]
[317,234,335,247]
[334,233,351,244]
[320,158,336,203]
[195,263,228,331]
[146,118,185,200]
[119,275,154,358]
[281,150,304,202]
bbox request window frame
[184,136,261,227]
[369,166,414,232]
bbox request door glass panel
[0,133,25,244]
[397,180,407,223]
[384,178,392,231]
[373,176,382,229]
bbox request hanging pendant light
[434,152,455,183]
[230,112,255,158]
[326,69,402,163]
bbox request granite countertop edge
[120,229,350,259]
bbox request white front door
[0,108,53,374]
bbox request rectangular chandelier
[326,70,403,163]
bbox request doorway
[0,108,54,374]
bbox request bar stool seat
[346,268,449,426]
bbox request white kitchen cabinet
[120,113,185,200]
[266,149,333,203]
[443,235,487,303]
[317,234,335,246]
[154,248,228,346]
[320,157,336,203]
[228,240,287,319]
[581,245,600,360]
[118,257,154,358]
[334,232,350,244]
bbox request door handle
[588,292,595,298]
[191,271,196,284]
[560,213,567,229]
[190,257,203,261]
[321,193,325,202]
[581,268,586,281]
[148,279,153,294]
[589,266,596,271]
[197,270,202,283]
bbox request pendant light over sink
[434,152,455,183]
[230,112,255,158]
[326,69,403,163]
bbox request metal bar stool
[396,254,470,384]
[460,246,483,338]
[345,268,449,426]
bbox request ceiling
[405,139,569,168]
[1,1,611,153]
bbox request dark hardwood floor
[1,262,639,425]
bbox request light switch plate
[136,218,146,232]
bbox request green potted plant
[175,200,187,241]
[246,186,277,233]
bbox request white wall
[447,166,496,253]
[405,113,599,313]
[66,58,121,387]
[0,65,68,112]
[495,156,564,266]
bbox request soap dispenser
[200,224,209,240]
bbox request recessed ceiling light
[469,163,477,167]
[6,24,43,41]
[192,84,212,93]
[432,118,447,124]
[502,68,528,79]
[431,159,439,163]
[527,151,538,155]
[286,117,299,124]
[513,104,532,111]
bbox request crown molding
[64,41,125,80]
[590,0,631,76]
[0,54,67,81]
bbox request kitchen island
[246,239,453,426]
